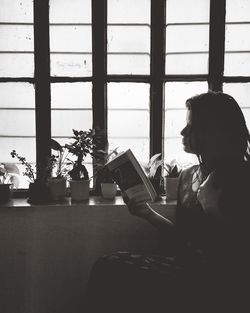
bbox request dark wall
[0,203,175,313]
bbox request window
[223,0,250,131]
[164,0,210,164]
[0,0,35,188]
[1,0,250,189]
[50,0,93,179]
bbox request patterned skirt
[85,251,212,313]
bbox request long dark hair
[186,91,250,177]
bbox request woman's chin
[183,145,194,154]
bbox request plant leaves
[149,159,163,178]
[10,175,20,188]
[51,139,63,152]
[3,163,20,175]
[148,153,161,167]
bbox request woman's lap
[85,251,211,312]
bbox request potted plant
[10,150,50,204]
[94,147,119,199]
[66,129,95,201]
[47,139,69,201]
[143,153,164,197]
[0,163,20,204]
[164,160,182,200]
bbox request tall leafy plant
[66,129,96,180]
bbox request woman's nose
[180,125,187,136]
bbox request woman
[86,92,250,312]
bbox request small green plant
[0,163,20,188]
[10,150,36,183]
[66,129,96,180]
[164,160,182,178]
[50,139,69,178]
[10,150,54,183]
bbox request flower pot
[101,182,117,199]
[0,184,11,204]
[48,177,67,201]
[70,179,90,201]
[165,176,179,200]
[28,181,50,204]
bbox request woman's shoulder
[179,164,199,180]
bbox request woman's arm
[124,198,175,235]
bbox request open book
[105,149,158,202]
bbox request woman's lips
[182,139,187,145]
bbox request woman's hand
[197,172,222,219]
[121,192,153,219]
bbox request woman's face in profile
[180,109,199,154]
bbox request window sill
[0,196,177,209]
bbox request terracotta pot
[70,179,90,201]
[0,184,11,204]
[101,182,117,199]
[165,176,179,200]
[48,177,67,201]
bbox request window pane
[225,0,250,76]
[223,83,250,130]
[50,54,92,77]
[226,0,250,22]
[108,0,150,23]
[108,83,149,108]
[51,82,92,108]
[0,138,35,162]
[51,110,92,137]
[225,25,250,51]
[50,25,92,76]
[166,0,210,23]
[0,83,34,108]
[49,1,92,77]
[108,83,150,163]
[165,0,209,75]
[108,54,150,75]
[164,82,208,165]
[108,25,150,74]
[50,0,91,23]
[166,25,209,53]
[166,53,208,75]
[0,53,34,77]
[107,0,150,75]
[0,0,33,23]
[224,25,250,76]
[224,53,250,77]
[51,81,92,135]
[0,25,34,51]
[165,25,209,74]
[50,25,91,52]
[0,83,36,188]
[0,110,35,136]
[0,83,35,135]
[108,26,150,53]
